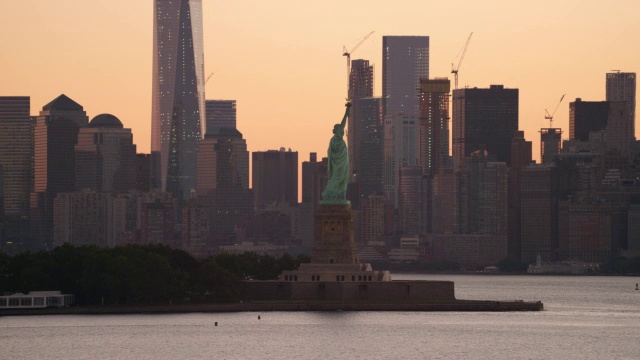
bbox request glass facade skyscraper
[382,36,429,206]
[152,0,206,200]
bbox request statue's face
[333,124,343,137]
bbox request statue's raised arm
[320,100,352,205]
[340,100,351,129]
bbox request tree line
[0,244,309,305]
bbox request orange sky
[1,0,639,166]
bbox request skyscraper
[348,59,374,181]
[520,165,558,263]
[382,36,429,207]
[384,114,419,206]
[152,0,206,200]
[452,85,519,168]
[398,165,424,235]
[75,114,137,193]
[196,126,252,245]
[205,100,236,131]
[606,72,636,140]
[509,131,532,260]
[540,128,562,164]
[382,36,429,117]
[419,78,451,176]
[0,97,32,216]
[31,94,88,247]
[196,128,249,195]
[357,97,384,199]
[569,99,609,141]
[252,149,298,207]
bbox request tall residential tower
[348,59,374,182]
[382,36,429,206]
[606,72,636,140]
[0,97,32,216]
[382,36,429,117]
[152,0,206,200]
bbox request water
[1,275,639,359]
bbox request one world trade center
[151,0,206,200]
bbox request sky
[1,0,639,167]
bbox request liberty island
[240,101,543,311]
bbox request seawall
[0,299,543,316]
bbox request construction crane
[451,32,473,90]
[205,72,214,84]
[343,31,375,92]
[545,94,565,128]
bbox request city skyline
[1,0,639,167]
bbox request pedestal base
[311,204,357,264]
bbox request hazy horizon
[1,0,638,165]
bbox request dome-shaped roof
[89,114,123,128]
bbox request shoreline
[0,299,543,316]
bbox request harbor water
[1,274,639,359]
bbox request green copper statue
[321,100,351,205]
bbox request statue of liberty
[321,100,351,204]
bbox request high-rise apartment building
[252,149,298,207]
[540,128,562,164]
[357,97,384,199]
[398,165,424,235]
[53,191,117,247]
[205,100,236,131]
[382,36,429,117]
[140,200,177,246]
[384,114,419,206]
[361,194,385,244]
[458,153,508,242]
[509,131,532,260]
[75,114,137,193]
[0,97,32,216]
[382,36,429,208]
[348,59,374,181]
[31,95,88,247]
[419,78,451,176]
[151,0,206,200]
[432,168,457,234]
[606,72,636,140]
[605,102,632,155]
[520,164,558,263]
[452,85,519,168]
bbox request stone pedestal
[311,204,358,264]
